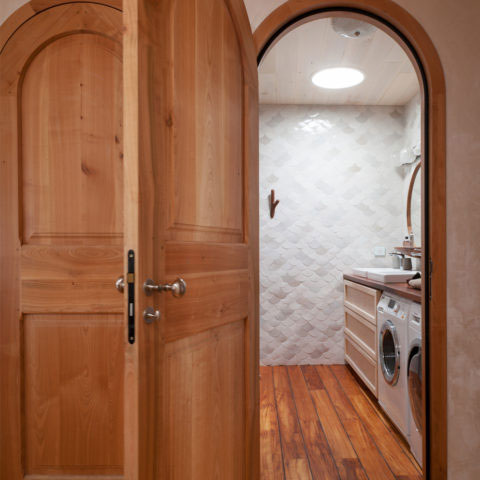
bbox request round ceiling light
[311,67,365,89]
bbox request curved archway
[254,2,446,478]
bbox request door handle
[143,278,187,297]
[115,275,125,293]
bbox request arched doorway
[254,2,446,478]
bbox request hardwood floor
[260,365,422,480]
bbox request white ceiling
[259,18,420,106]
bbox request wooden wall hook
[269,189,280,218]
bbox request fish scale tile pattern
[260,104,412,365]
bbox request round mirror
[407,162,421,247]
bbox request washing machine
[407,301,423,466]
[377,293,410,437]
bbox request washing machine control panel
[378,294,408,320]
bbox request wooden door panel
[164,270,249,342]
[21,245,123,313]
[124,0,258,476]
[24,314,124,476]
[22,279,122,314]
[169,0,244,243]
[165,242,249,341]
[0,4,125,479]
[21,245,124,278]
[165,242,248,273]
[21,32,123,245]
[164,321,245,479]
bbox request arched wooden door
[0,2,126,479]
[1,0,259,479]
[123,0,259,478]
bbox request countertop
[343,273,422,303]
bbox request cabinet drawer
[344,307,376,358]
[344,280,380,324]
[345,333,377,396]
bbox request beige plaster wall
[0,0,28,25]
[1,0,480,478]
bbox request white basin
[352,267,418,283]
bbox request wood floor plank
[287,366,340,479]
[260,366,285,480]
[331,365,422,479]
[260,365,423,480]
[347,367,422,473]
[315,366,397,480]
[301,366,368,480]
[273,366,313,480]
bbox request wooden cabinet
[344,280,381,396]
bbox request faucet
[389,252,410,270]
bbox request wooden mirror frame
[407,161,422,239]
[254,2,447,479]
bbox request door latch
[143,306,161,324]
[127,250,135,344]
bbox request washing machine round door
[379,320,401,385]
[408,340,422,430]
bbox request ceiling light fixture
[330,18,376,39]
[312,67,365,89]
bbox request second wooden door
[123,0,260,477]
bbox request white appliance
[377,293,410,437]
[407,301,423,466]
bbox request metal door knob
[143,278,187,297]
[115,275,125,293]
[143,306,161,324]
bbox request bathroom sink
[352,267,419,283]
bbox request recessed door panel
[21,33,123,245]
[164,321,245,479]
[170,0,244,243]
[24,314,124,475]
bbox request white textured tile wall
[260,104,419,365]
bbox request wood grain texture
[260,365,421,480]
[260,366,285,480]
[273,367,313,479]
[255,3,447,477]
[287,366,339,479]
[169,0,244,244]
[164,270,249,342]
[164,321,245,479]
[122,0,157,478]
[21,32,123,245]
[331,365,422,479]
[124,0,258,478]
[165,241,248,274]
[0,3,125,479]
[21,246,123,279]
[258,17,419,106]
[24,314,124,475]
[301,366,368,480]
[316,366,396,479]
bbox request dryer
[408,301,423,466]
[377,293,410,437]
